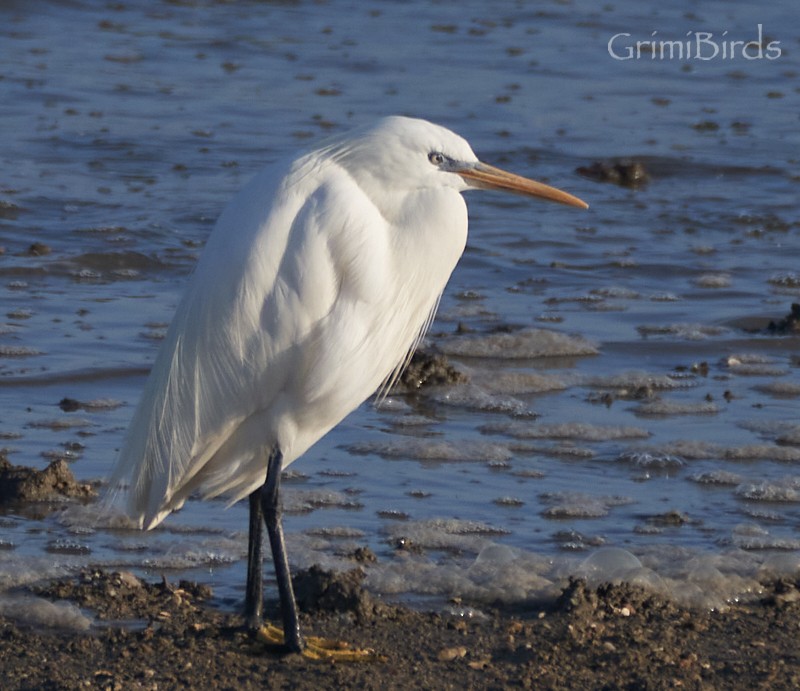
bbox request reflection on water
[0,0,798,612]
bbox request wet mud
[395,349,468,391]
[0,454,96,506]
[2,568,799,689]
[767,303,800,335]
[576,160,650,188]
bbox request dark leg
[244,491,264,630]
[261,446,304,653]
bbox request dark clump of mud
[395,349,467,390]
[293,565,390,622]
[23,241,52,256]
[767,302,800,334]
[0,454,96,506]
[3,568,800,689]
[58,397,83,412]
[577,159,650,188]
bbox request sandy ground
[2,565,800,690]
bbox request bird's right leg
[244,490,264,629]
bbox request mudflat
[2,567,798,690]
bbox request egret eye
[428,152,446,166]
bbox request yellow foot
[256,623,384,662]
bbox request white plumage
[110,115,586,653]
[113,117,481,526]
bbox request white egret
[111,115,587,655]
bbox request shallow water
[1,0,798,617]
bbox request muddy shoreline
[2,433,800,689]
[2,566,799,690]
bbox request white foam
[723,353,789,377]
[0,557,74,591]
[727,364,789,377]
[732,524,800,550]
[637,441,800,462]
[284,534,377,573]
[284,489,363,512]
[345,439,513,464]
[57,503,139,531]
[465,545,554,602]
[689,470,743,486]
[590,286,641,299]
[694,273,731,288]
[27,417,93,430]
[387,414,441,428]
[517,444,596,459]
[493,496,525,507]
[635,400,719,416]
[485,421,650,441]
[81,398,124,410]
[777,427,800,445]
[305,526,366,539]
[385,518,508,552]
[735,480,800,503]
[724,353,775,365]
[474,371,568,395]
[440,329,598,359]
[758,553,800,578]
[363,543,773,611]
[0,345,42,357]
[617,451,685,470]
[431,384,534,417]
[755,380,800,397]
[584,370,694,390]
[0,596,91,631]
[576,547,643,579]
[768,272,800,287]
[140,536,244,570]
[540,492,633,519]
[636,323,728,340]
[366,542,556,604]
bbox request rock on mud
[767,303,800,334]
[293,565,390,621]
[396,349,467,390]
[0,454,96,505]
[576,159,650,188]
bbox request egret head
[328,116,588,209]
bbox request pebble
[437,646,467,661]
